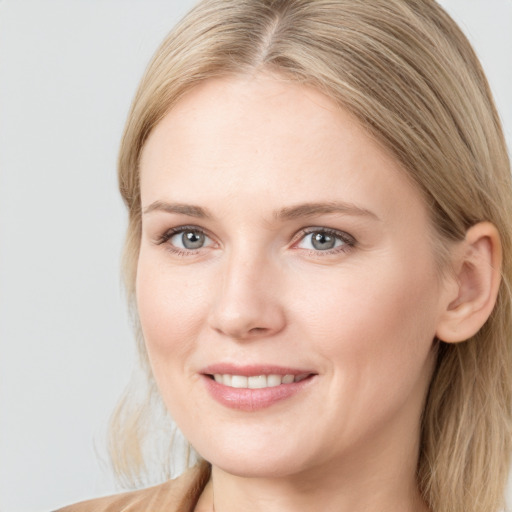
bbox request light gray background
[0,1,511,511]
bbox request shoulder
[54,462,211,512]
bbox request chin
[196,439,314,479]
[208,456,303,479]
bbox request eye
[157,226,214,252]
[171,229,209,249]
[296,229,354,252]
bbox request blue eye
[171,229,207,249]
[159,227,213,251]
[297,229,354,252]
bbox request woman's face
[137,74,452,479]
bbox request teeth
[212,373,307,389]
[231,375,248,388]
[282,374,294,384]
[267,374,282,387]
[248,375,267,389]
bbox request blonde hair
[111,1,512,510]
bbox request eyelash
[295,228,356,256]
[155,225,356,256]
[155,225,215,256]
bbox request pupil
[182,231,205,249]
[312,232,335,250]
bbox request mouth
[207,373,311,389]
[200,365,317,411]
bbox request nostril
[248,327,266,334]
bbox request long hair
[111,1,512,510]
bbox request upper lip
[201,363,316,377]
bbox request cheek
[289,261,440,449]
[296,255,440,395]
[135,255,215,431]
[135,253,209,365]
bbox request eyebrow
[142,200,379,221]
[275,201,379,221]
[143,201,212,218]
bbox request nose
[208,251,286,340]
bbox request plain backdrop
[0,1,511,511]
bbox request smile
[211,373,310,389]
[201,366,316,411]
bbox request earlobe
[436,222,502,343]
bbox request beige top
[55,461,211,512]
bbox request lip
[200,364,317,412]
[201,363,313,377]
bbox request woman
[58,0,512,511]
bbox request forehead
[139,74,425,223]
[141,74,351,171]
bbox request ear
[436,222,502,343]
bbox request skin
[136,74,462,512]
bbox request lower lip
[201,375,315,411]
